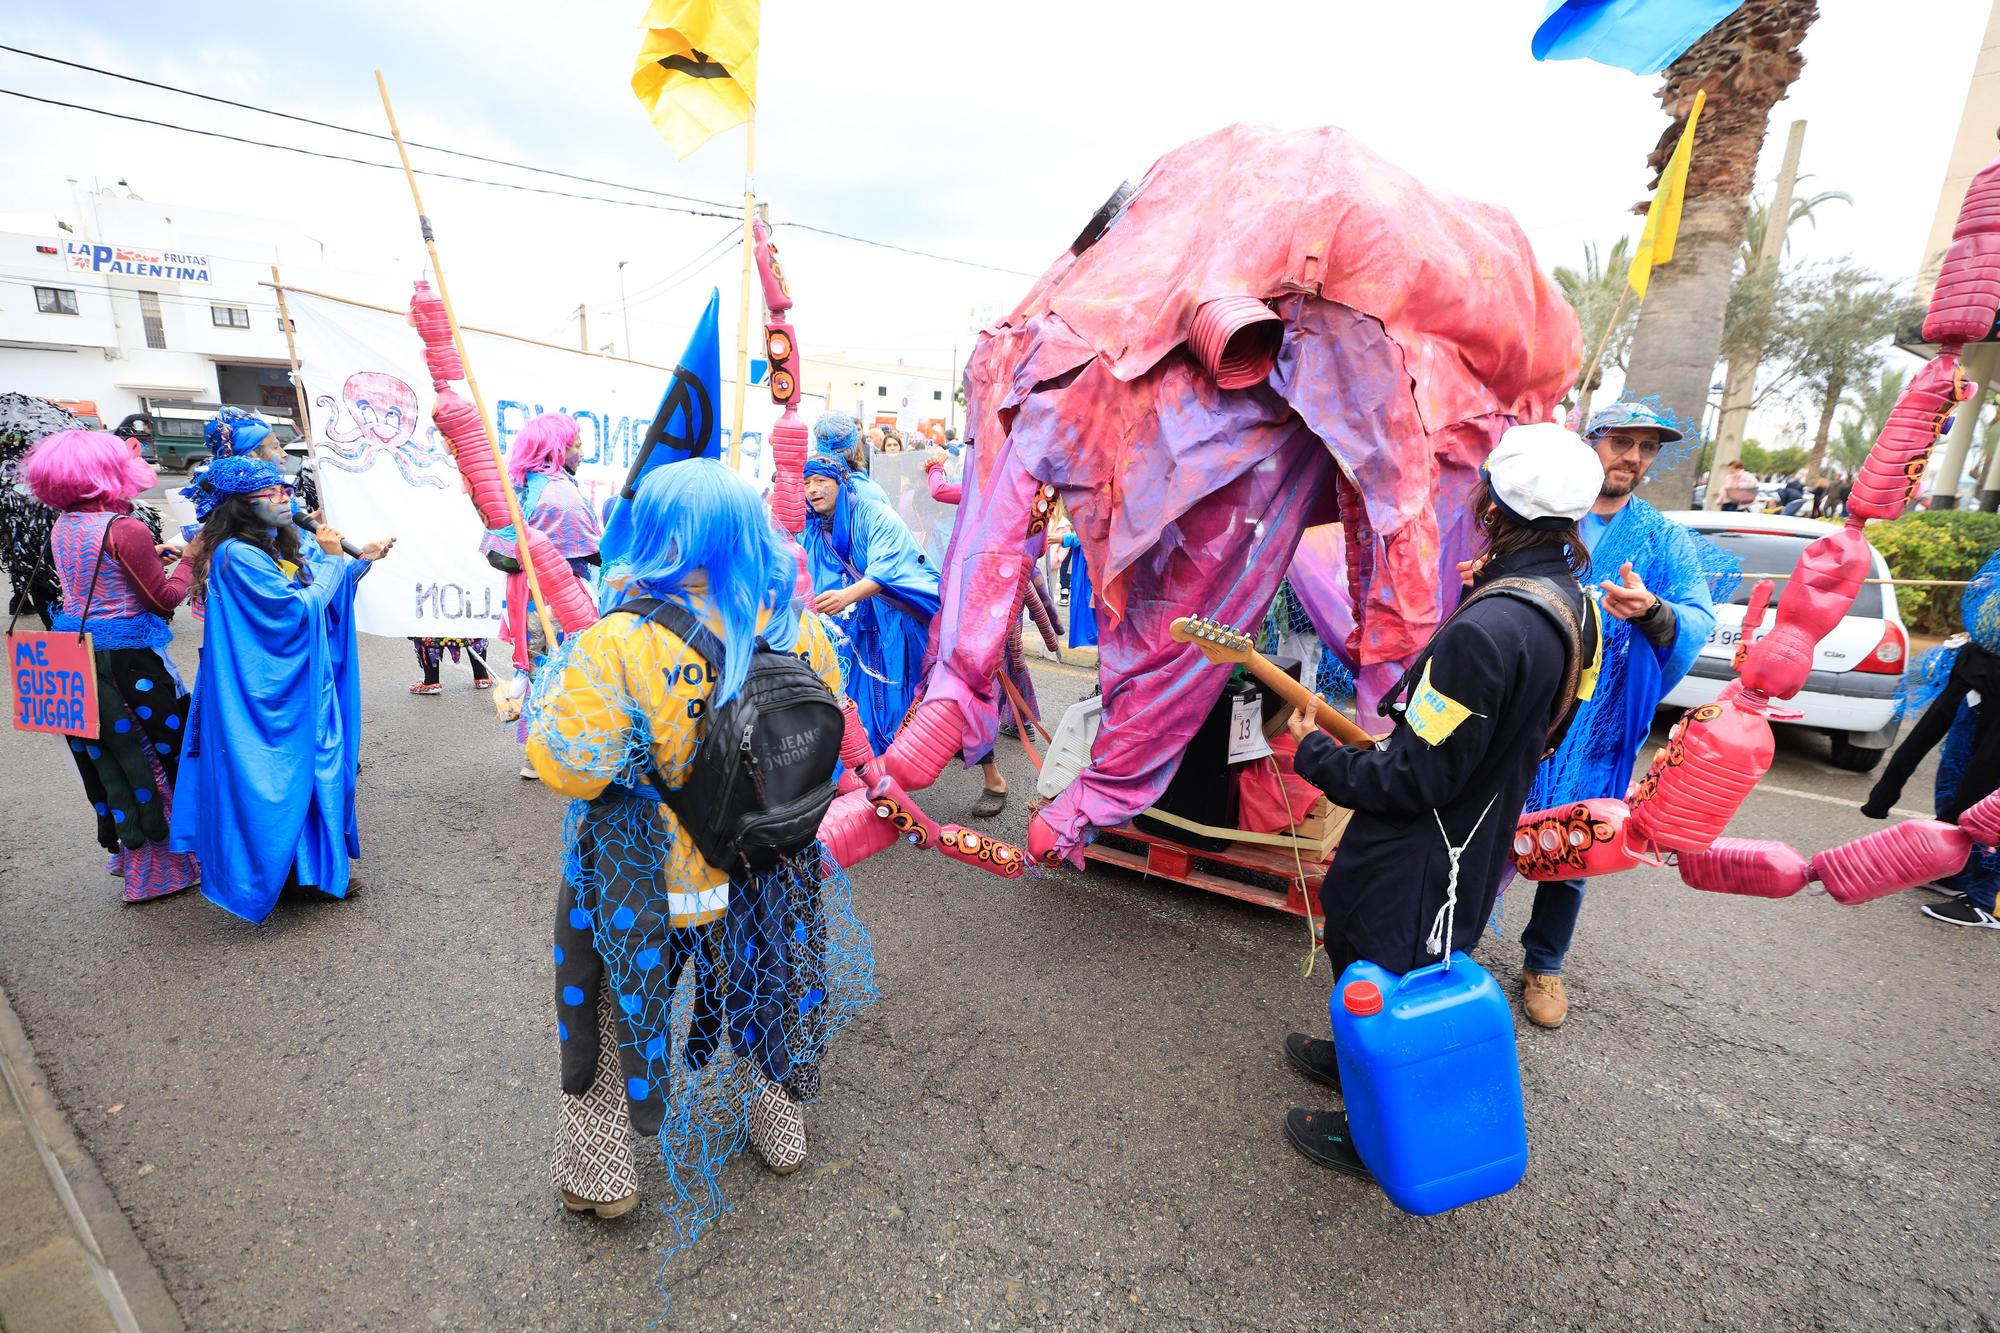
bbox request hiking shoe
[1283,1032,1341,1090]
[748,1077,808,1174]
[560,1188,640,1219]
[1522,970,1568,1029]
[1921,896,2000,929]
[971,787,1007,819]
[1283,1108,1372,1179]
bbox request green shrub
[1865,510,2000,635]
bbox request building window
[34,286,79,315]
[876,384,888,397]
[138,291,166,349]
[211,304,251,329]
[933,389,944,401]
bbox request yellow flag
[1627,88,1706,300]
[631,0,760,160]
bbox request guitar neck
[1233,649,1375,748]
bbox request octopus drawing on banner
[314,371,451,489]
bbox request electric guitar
[1168,615,1377,747]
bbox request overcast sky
[0,0,1987,434]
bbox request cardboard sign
[1227,692,1272,764]
[8,631,98,738]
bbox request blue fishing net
[525,625,877,1304]
[1897,550,2000,721]
[1261,580,1356,702]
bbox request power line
[0,88,742,222]
[0,46,1039,279]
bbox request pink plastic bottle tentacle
[1511,798,1643,881]
[1811,820,1973,906]
[1846,354,1968,522]
[1957,786,2000,848]
[936,825,1027,878]
[1922,151,2000,346]
[769,407,809,535]
[1027,812,1073,869]
[1736,527,1872,701]
[519,526,599,632]
[1624,687,1775,857]
[1674,838,1811,898]
[818,789,902,868]
[882,697,966,790]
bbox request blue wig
[619,459,786,707]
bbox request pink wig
[506,413,578,488]
[21,430,158,511]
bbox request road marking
[1758,782,1925,821]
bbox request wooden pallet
[1083,822,1333,917]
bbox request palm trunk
[1620,193,1748,508]
[1806,377,1842,485]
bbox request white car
[1657,511,1905,772]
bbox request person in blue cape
[801,454,938,752]
[810,411,891,507]
[1060,526,1098,649]
[1515,399,1734,1028]
[178,407,285,542]
[169,456,396,924]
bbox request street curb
[0,984,185,1333]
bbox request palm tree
[1738,185,1851,270]
[1554,236,1637,420]
[1623,0,1822,508]
[1827,365,1908,478]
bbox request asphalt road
[2,572,1997,1328]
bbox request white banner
[287,290,819,639]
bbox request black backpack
[611,598,844,874]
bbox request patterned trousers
[551,988,639,1204]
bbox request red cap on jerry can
[1342,980,1383,1016]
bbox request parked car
[141,402,301,472]
[1658,511,1906,772]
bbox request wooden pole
[1709,119,1806,499]
[730,118,757,471]
[373,70,559,658]
[577,303,589,353]
[268,263,324,523]
[1573,282,1632,420]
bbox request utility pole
[577,303,589,353]
[618,260,632,359]
[1705,118,1805,506]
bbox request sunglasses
[1595,432,1663,459]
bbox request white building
[0,186,327,426]
[798,351,958,435]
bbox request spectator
[1721,459,1758,512]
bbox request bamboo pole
[729,118,756,471]
[269,264,328,528]
[373,70,559,659]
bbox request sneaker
[560,1188,640,1220]
[474,678,495,690]
[1521,970,1569,1029]
[408,682,442,695]
[520,764,540,781]
[1915,880,1964,898]
[1282,1108,1372,1179]
[748,1077,808,1174]
[970,787,1007,819]
[1921,896,2000,929]
[1283,1032,1341,1090]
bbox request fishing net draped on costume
[1261,580,1357,702]
[526,632,878,1271]
[1898,551,2000,721]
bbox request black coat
[1295,544,1588,974]
[1864,641,2000,822]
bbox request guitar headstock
[1168,615,1255,664]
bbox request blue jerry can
[1329,953,1527,1215]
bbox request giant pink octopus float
[820,122,1581,869]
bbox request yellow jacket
[528,599,844,927]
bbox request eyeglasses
[1595,432,1663,459]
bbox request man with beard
[1514,399,1727,1029]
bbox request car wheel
[1828,733,1886,773]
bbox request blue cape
[170,539,370,923]
[802,476,939,751]
[1065,536,1098,649]
[1527,498,1731,808]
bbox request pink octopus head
[323,372,420,450]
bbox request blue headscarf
[205,407,274,459]
[811,411,859,456]
[803,454,856,558]
[205,455,288,502]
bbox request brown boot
[1521,971,1568,1029]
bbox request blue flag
[597,288,722,583]
[1531,0,1744,75]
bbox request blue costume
[178,408,276,541]
[1061,531,1099,648]
[1518,494,1733,973]
[169,458,372,924]
[801,455,938,752]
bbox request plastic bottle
[1330,954,1527,1216]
